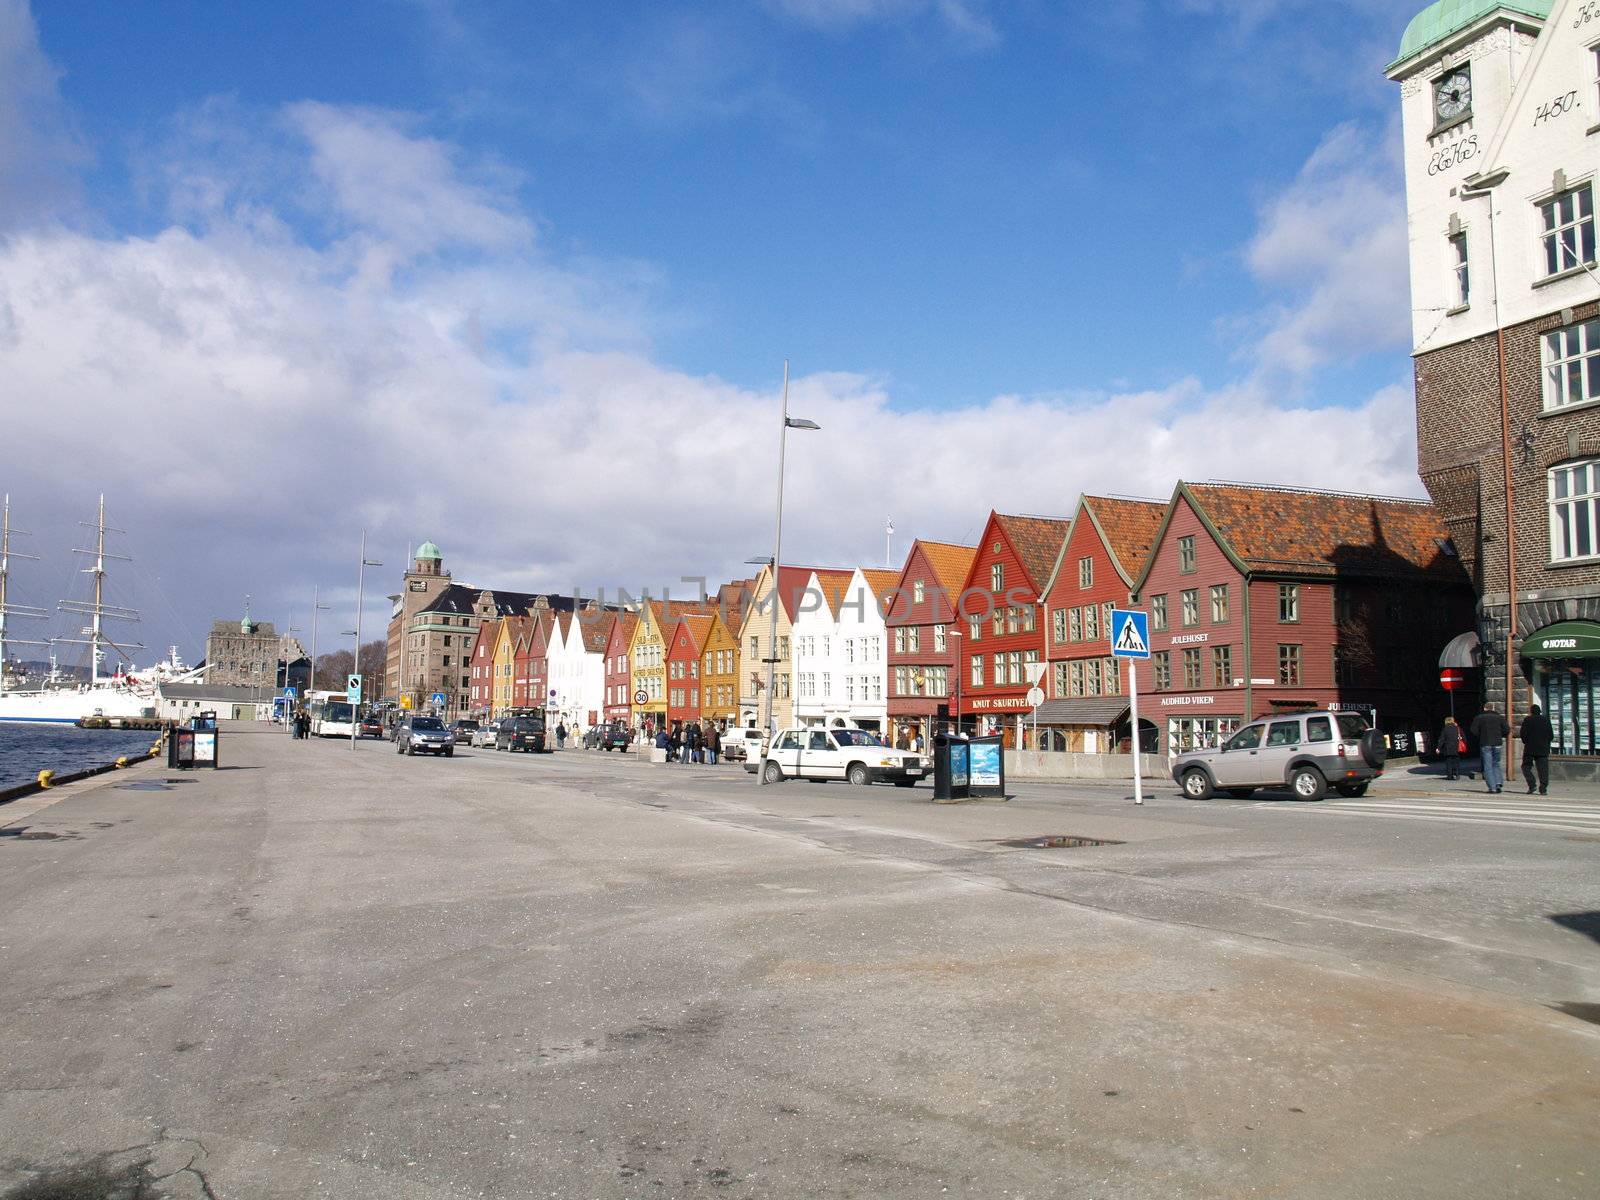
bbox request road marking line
[1330,802,1600,820]
[1264,806,1600,834]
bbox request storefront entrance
[1523,621,1600,761]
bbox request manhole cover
[1001,834,1124,849]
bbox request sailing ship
[0,496,159,725]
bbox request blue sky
[1,0,1429,661]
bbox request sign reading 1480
[1533,90,1578,126]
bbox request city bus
[307,690,355,738]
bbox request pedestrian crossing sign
[1110,609,1150,659]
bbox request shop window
[1550,458,1600,562]
[1542,319,1600,411]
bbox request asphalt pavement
[1,727,1597,1199]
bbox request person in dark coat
[669,721,683,763]
[1470,704,1510,793]
[706,724,722,766]
[1519,703,1554,795]
[1437,715,1464,780]
[555,721,567,750]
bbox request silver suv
[1171,710,1385,801]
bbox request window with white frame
[971,654,984,687]
[991,563,1003,591]
[1542,319,1600,412]
[1550,458,1600,562]
[925,665,947,696]
[1052,608,1068,643]
[913,579,925,604]
[1448,231,1469,308]
[1539,184,1596,278]
[907,627,920,653]
[934,624,947,652]
[894,666,909,696]
[1078,556,1093,589]
[1083,604,1098,642]
[1052,661,1070,698]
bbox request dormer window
[1432,63,1471,132]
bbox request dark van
[496,715,548,753]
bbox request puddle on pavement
[116,782,172,792]
[999,834,1125,849]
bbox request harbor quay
[1,726,1598,1198]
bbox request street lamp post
[309,586,331,693]
[281,614,302,735]
[351,531,383,748]
[949,629,962,739]
[759,361,820,782]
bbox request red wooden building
[504,615,534,709]
[602,611,639,725]
[666,614,713,729]
[884,539,976,747]
[468,617,500,716]
[955,511,1073,745]
[1037,495,1167,752]
[1132,483,1474,756]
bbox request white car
[756,727,926,787]
[470,721,500,749]
[721,727,764,762]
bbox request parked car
[1170,709,1386,801]
[395,715,456,757]
[450,719,480,740]
[469,721,499,748]
[755,726,926,787]
[721,727,764,762]
[598,721,632,752]
[496,715,548,753]
[358,714,385,739]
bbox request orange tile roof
[674,613,714,654]
[914,540,977,595]
[1084,496,1167,582]
[860,568,899,597]
[579,610,614,654]
[995,513,1073,592]
[1185,484,1460,578]
[611,611,639,647]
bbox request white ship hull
[0,685,158,725]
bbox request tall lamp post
[280,614,302,735]
[949,629,962,739]
[309,586,331,693]
[759,361,819,780]
[351,532,383,748]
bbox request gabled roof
[993,513,1073,593]
[772,566,853,621]
[1134,482,1464,590]
[672,614,714,656]
[579,611,616,655]
[641,598,717,638]
[473,618,501,657]
[607,611,639,654]
[1086,496,1167,585]
[904,540,977,596]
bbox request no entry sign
[1439,668,1464,691]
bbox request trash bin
[932,733,972,802]
[168,711,220,769]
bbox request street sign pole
[1128,658,1143,806]
[1110,608,1151,807]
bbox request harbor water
[0,725,158,791]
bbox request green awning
[1523,621,1600,659]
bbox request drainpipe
[1241,573,1253,725]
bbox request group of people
[653,719,723,764]
[1436,703,1555,794]
[893,729,927,753]
[289,709,311,739]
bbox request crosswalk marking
[1257,794,1600,835]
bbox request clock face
[1434,66,1472,123]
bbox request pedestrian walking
[1437,715,1465,780]
[669,721,683,763]
[1470,704,1510,793]
[686,721,703,764]
[1519,703,1554,795]
[555,721,567,750]
[706,724,721,766]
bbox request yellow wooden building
[490,616,521,715]
[698,610,741,727]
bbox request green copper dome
[416,541,442,561]
[1391,0,1551,69]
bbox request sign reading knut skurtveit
[1110,610,1149,806]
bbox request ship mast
[58,495,142,684]
[0,496,50,695]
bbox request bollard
[37,769,54,788]
[115,757,129,768]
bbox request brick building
[1131,484,1475,756]
[385,542,451,703]
[1037,495,1167,752]
[885,539,976,746]
[1390,0,1600,773]
[954,512,1073,745]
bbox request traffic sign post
[1110,609,1150,806]
[431,691,447,711]
[1440,668,1464,722]
[347,673,363,704]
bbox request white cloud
[768,0,999,47]
[0,0,87,227]
[0,85,1420,657]
[1241,121,1411,376]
